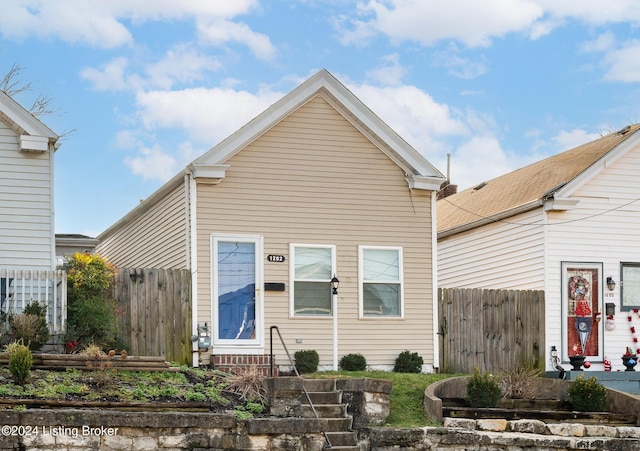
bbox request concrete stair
[302,378,359,451]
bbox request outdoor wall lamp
[607,276,616,291]
[331,275,340,295]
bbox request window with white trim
[621,262,640,311]
[359,246,403,317]
[291,244,335,316]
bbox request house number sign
[267,255,286,263]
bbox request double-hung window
[290,244,335,316]
[359,246,403,318]
[621,262,640,311]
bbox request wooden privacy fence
[438,288,545,374]
[113,268,192,365]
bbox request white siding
[544,145,640,371]
[438,208,546,289]
[97,180,188,269]
[0,120,53,269]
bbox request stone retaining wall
[365,422,640,450]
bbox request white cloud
[551,128,601,150]
[451,134,538,189]
[197,19,277,61]
[350,82,468,158]
[123,144,179,181]
[0,0,133,48]
[365,54,407,86]
[339,0,543,48]
[0,0,264,51]
[145,45,222,90]
[534,0,640,25]
[80,58,135,91]
[602,41,640,83]
[338,1,640,49]
[581,32,616,53]
[432,44,488,80]
[134,86,284,145]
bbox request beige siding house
[437,124,640,372]
[97,70,445,370]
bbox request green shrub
[340,353,367,371]
[9,302,50,350]
[568,375,608,412]
[294,350,319,374]
[465,368,502,407]
[7,340,32,386]
[394,350,423,373]
[64,253,119,351]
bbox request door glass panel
[217,241,256,340]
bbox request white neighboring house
[437,124,640,372]
[0,90,66,332]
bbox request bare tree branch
[1,63,32,97]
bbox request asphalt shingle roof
[437,123,640,235]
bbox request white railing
[0,268,67,334]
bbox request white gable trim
[0,90,58,142]
[193,69,444,185]
[554,128,640,199]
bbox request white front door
[212,234,263,349]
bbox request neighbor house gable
[0,90,58,151]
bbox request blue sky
[2,1,640,236]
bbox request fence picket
[438,287,545,373]
[113,268,192,364]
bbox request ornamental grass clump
[7,340,32,386]
[567,375,608,412]
[465,368,502,408]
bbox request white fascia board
[19,134,49,152]
[0,90,58,140]
[554,129,640,199]
[407,175,445,191]
[188,163,230,181]
[544,197,579,211]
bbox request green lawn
[309,371,462,427]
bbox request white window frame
[289,243,336,317]
[358,245,404,319]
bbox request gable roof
[189,69,445,191]
[438,123,640,238]
[0,90,59,149]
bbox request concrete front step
[303,378,337,392]
[304,390,342,405]
[247,417,353,434]
[325,431,357,446]
[298,404,347,418]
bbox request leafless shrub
[500,367,541,399]
[223,366,267,405]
